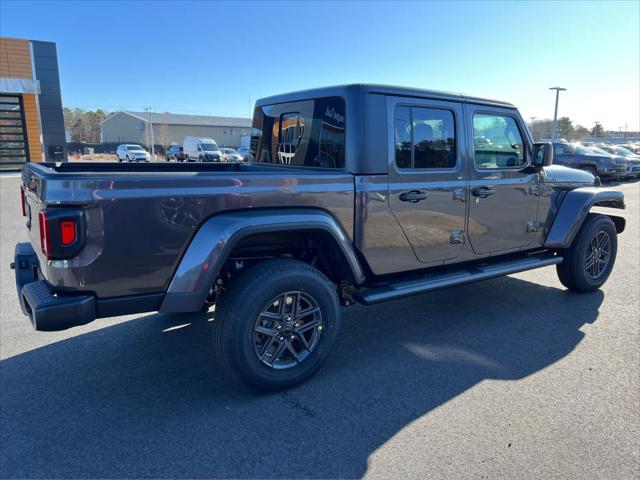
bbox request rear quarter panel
[23,165,355,298]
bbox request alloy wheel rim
[252,291,323,370]
[584,230,611,279]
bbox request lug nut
[276,324,282,330]
[278,336,284,341]
[294,323,299,328]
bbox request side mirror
[532,142,553,168]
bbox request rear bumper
[12,243,96,331]
[21,280,96,331]
[11,242,164,331]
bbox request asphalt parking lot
[0,173,638,479]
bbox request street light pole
[145,106,156,160]
[549,87,566,141]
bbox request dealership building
[100,111,252,148]
[0,37,66,169]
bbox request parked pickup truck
[12,85,626,390]
[552,141,628,180]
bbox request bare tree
[157,112,172,156]
[142,119,156,152]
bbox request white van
[183,137,222,162]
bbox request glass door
[0,95,29,170]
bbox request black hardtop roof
[255,84,515,108]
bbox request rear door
[386,96,467,265]
[465,105,539,254]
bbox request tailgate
[20,163,97,284]
[21,165,48,268]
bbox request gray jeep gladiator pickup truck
[12,84,625,390]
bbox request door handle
[399,190,428,203]
[471,187,496,198]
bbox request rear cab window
[251,97,345,168]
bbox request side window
[252,97,345,168]
[473,114,525,169]
[394,106,456,169]
[394,106,412,168]
[278,113,303,164]
[316,97,346,168]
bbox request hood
[542,165,598,187]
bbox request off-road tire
[556,213,617,293]
[212,259,341,390]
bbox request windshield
[572,143,593,155]
[127,145,145,151]
[613,146,634,156]
[224,148,237,154]
[589,146,610,155]
[201,143,219,152]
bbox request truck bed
[21,162,356,299]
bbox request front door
[465,105,539,255]
[387,97,467,265]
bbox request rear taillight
[60,221,76,246]
[37,209,85,260]
[38,211,50,257]
[20,186,26,216]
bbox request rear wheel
[212,259,341,390]
[556,213,617,292]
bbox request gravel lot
[0,172,638,479]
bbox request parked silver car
[236,146,250,161]
[116,144,150,162]
[221,148,244,162]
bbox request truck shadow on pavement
[0,276,603,479]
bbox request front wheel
[556,213,618,292]
[212,259,341,390]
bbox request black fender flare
[544,187,625,249]
[160,208,365,313]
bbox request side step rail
[353,255,563,305]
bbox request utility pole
[145,107,156,160]
[549,87,566,141]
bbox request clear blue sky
[2,0,639,130]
